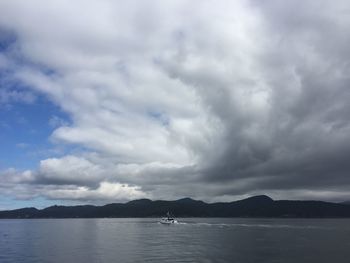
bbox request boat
[159,212,178,224]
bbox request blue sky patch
[0,90,71,170]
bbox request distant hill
[2,195,350,218]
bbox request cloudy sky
[1,0,350,209]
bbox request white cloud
[1,0,350,203]
[44,182,147,201]
[0,168,35,184]
[38,155,105,185]
[0,88,36,105]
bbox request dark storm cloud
[186,0,350,198]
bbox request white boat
[159,212,178,224]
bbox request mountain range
[1,195,350,218]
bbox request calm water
[1,218,350,263]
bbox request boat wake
[174,222,330,230]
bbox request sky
[1,0,350,209]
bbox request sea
[1,218,350,263]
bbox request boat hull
[159,219,178,224]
